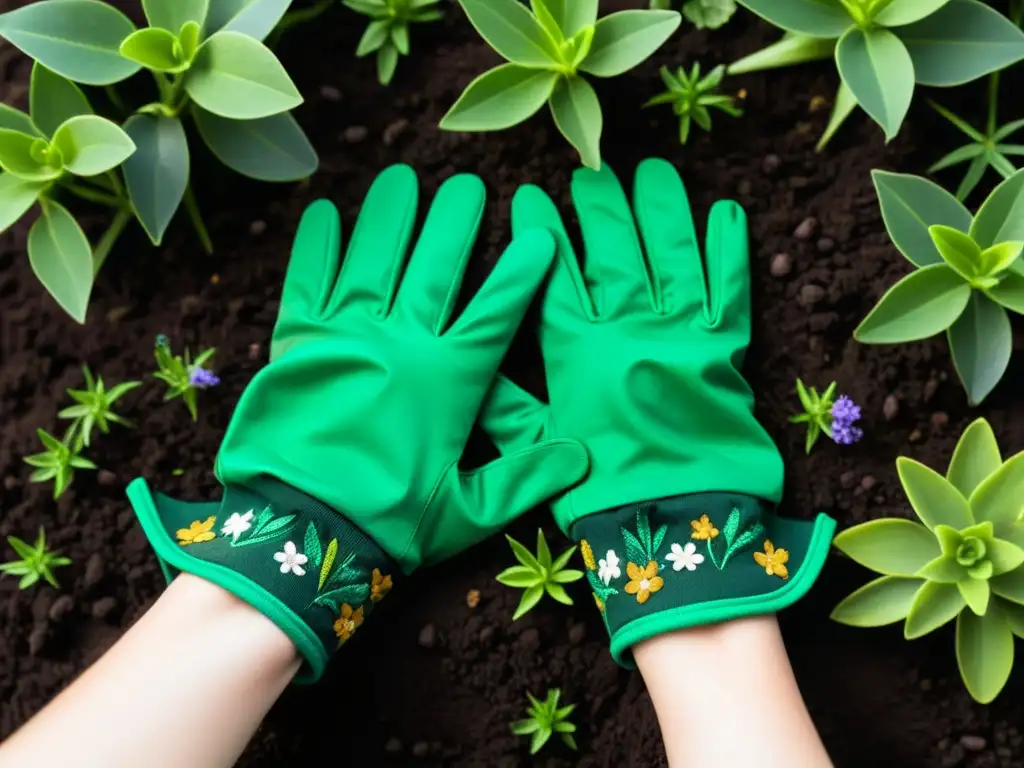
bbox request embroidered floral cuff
[126,476,395,683]
[571,493,836,666]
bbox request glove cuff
[126,476,395,683]
[570,492,835,667]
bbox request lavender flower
[832,423,864,445]
[830,394,863,445]
[189,366,220,388]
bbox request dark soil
[3,1,1024,765]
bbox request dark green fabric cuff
[126,476,395,683]
[570,493,836,667]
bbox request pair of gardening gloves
[127,160,835,682]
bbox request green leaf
[830,575,924,626]
[956,608,1014,703]
[947,419,1002,497]
[531,0,564,43]
[929,224,980,280]
[916,554,967,583]
[905,581,965,638]
[390,23,409,54]
[205,0,292,41]
[998,598,1024,637]
[873,0,952,27]
[550,75,602,170]
[513,583,544,620]
[545,582,573,605]
[180,21,201,61]
[543,0,597,37]
[122,114,188,245]
[191,107,317,182]
[357,19,389,55]
[186,31,302,120]
[948,293,1011,406]
[835,27,913,142]
[854,263,970,343]
[988,539,1024,576]
[969,453,1024,526]
[0,0,140,86]
[991,569,1024,605]
[871,170,972,267]
[579,10,680,78]
[683,0,737,29]
[30,63,93,139]
[119,28,188,73]
[733,0,852,37]
[303,522,322,569]
[318,538,337,590]
[985,266,1024,314]
[833,518,940,576]
[897,457,975,530]
[550,546,576,573]
[900,0,1024,87]
[313,583,369,610]
[979,241,1023,278]
[511,718,541,735]
[0,131,62,182]
[729,31,836,75]
[143,0,209,33]
[28,198,93,323]
[506,534,541,570]
[970,169,1024,248]
[51,115,136,176]
[441,64,557,131]
[0,174,45,235]
[0,104,43,138]
[958,576,990,615]
[496,565,543,587]
[551,568,584,583]
[456,0,559,67]
[377,44,399,84]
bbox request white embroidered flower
[221,510,254,542]
[666,542,704,572]
[273,541,308,576]
[598,549,621,585]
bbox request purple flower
[831,395,862,427]
[189,366,220,388]
[832,423,864,445]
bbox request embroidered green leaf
[722,507,741,547]
[252,505,273,535]
[651,524,667,558]
[636,507,653,555]
[314,583,370,611]
[326,553,366,590]
[586,570,617,599]
[621,528,647,566]
[233,514,296,547]
[304,522,322,569]
[319,538,338,591]
[719,522,765,570]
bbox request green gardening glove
[483,159,835,664]
[127,165,588,681]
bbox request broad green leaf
[550,75,602,170]
[830,575,923,626]
[734,0,851,36]
[192,107,318,182]
[0,0,140,86]
[986,268,1024,314]
[970,169,1024,248]
[143,0,209,33]
[992,569,1024,605]
[456,0,560,67]
[958,576,990,615]
[683,0,738,29]
[854,263,970,343]
[947,419,1002,497]
[929,224,980,280]
[579,10,681,78]
[52,115,136,176]
[905,581,965,638]
[543,0,597,37]
[122,115,188,245]
[969,452,1024,526]
[0,105,42,141]
[988,539,1024,575]
[28,198,94,323]
[0,174,45,234]
[916,554,967,583]
[948,293,1011,406]
[873,0,951,27]
[835,27,913,141]
[30,63,92,139]
[729,31,835,75]
[119,28,188,73]
[832,519,940,576]
[440,64,558,131]
[205,0,292,41]
[900,0,1024,87]
[0,130,62,182]
[999,599,1024,637]
[872,170,972,267]
[531,0,564,44]
[186,32,302,120]
[816,77,857,151]
[934,525,965,556]
[980,242,1023,277]
[897,457,975,530]
[956,608,1013,703]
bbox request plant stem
[106,170,126,199]
[93,208,132,275]
[988,71,1000,137]
[105,85,128,116]
[62,181,122,208]
[183,182,213,254]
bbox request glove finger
[480,374,550,453]
[275,200,342,340]
[704,198,751,334]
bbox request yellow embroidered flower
[370,568,392,602]
[580,539,597,571]
[176,516,217,546]
[333,604,364,643]
[624,561,664,604]
[690,514,719,540]
[754,540,789,579]
[594,594,605,613]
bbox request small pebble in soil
[412,741,429,758]
[737,180,752,196]
[931,412,949,430]
[383,118,409,146]
[384,738,403,754]
[466,589,481,609]
[97,469,117,487]
[961,735,987,752]
[518,628,540,651]
[48,595,74,622]
[3,475,18,490]
[909,428,923,443]
[249,220,267,236]
[942,744,965,767]
[92,597,118,620]
[248,342,261,361]
[809,312,836,332]
[770,253,792,277]
[28,625,47,656]
[319,85,342,102]
[343,125,368,144]
[883,394,900,421]
[839,471,857,490]
[569,623,587,645]
[798,284,826,307]
[479,625,495,645]
[816,237,835,254]
[418,623,437,649]
[861,475,876,491]
[794,217,818,240]
[762,154,781,174]
[924,379,939,402]
[84,552,105,589]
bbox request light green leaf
[506,534,541,570]
[947,419,1002,497]
[356,19,389,55]
[51,115,136,176]
[988,539,1024,576]
[830,575,924,626]
[390,23,409,55]
[979,241,1023,277]
[440,64,558,131]
[513,583,544,620]
[832,519,940,576]
[531,0,564,44]
[897,456,975,530]
[734,0,851,36]
[191,107,318,182]
[956,608,1013,703]
[835,27,913,141]
[873,0,951,27]
[28,198,94,323]
[30,63,93,139]
[683,0,738,29]
[580,10,680,78]
[535,529,552,569]
[948,293,1011,406]
[543,0,597,37]
[119,28,189,73]
[186,31,302,120]
[969,452,1024,526]
[900,0,1024,87]
[180,21,201,61]
[970,169,1024,248]
[550,75,602,170]
[905,581,965,638]
[143,0,209,33]
[998,598,1024,637]
[985,267,1024,314]
[545,582,573,605]
[854,263,970,343]
[377,43,399,85]
[916,554,967,583]
[958,576,990,615]
[0,130,62,182]
[0,0,140,86]
[496,565,543,587]
[456,0,559,67]
[0,174,45,234]
[122,114,188,245]
[205,0,292,41]
[729,32,836,75]
[929,224,980,280]
[991,569,1024,605]
[871,170,972,267]
[0,104,43,138]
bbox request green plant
[790,379,836,453]
[856,169,1024,405]
[153,334,218,421]
[496,529,584,620]
[0,0,318,323]
[727,0,1024,150]
[510,688,577,754]
[644,62,742,144]
[58,365,142,447]
[440,0,681,169]
[344,0,443,85]
[0,528,72,590]
[651,0,737,29]
[831,419,1024,704]
[23,427,96,499]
